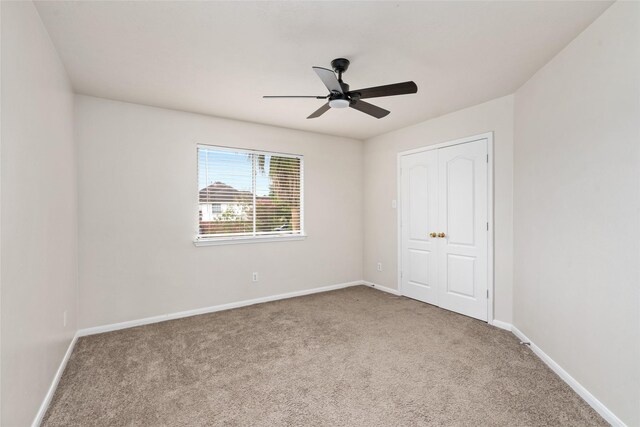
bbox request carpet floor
[42,286,606,426]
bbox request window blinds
[197,145,303,239]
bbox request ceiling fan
[263,58,418,119]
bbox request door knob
[429,232,437,238]
[438,232,446,238]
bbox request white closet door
[436,140,488,321]
[400,150,439,305]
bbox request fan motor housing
[329,90,350,102]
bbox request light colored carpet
[42,286,606,426]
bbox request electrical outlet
[252,272,259,282]
[376,262,382,272]
[63,310,67,327]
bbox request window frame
[194,144,306,246]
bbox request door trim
[396,132,495,325]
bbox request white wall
[1,2,78,426]
[75,95,363,329]
[363,95,514,323]
[513,2,640,425]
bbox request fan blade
[263,95,327,99]
[307,103,330,119]
[350,81,417,99]
[350,100,390,119]
[312,67,344,94]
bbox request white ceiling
[35,1,611,140]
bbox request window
[196,145,304,244]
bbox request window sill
[193,234,307,247]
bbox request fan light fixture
[329,99,350,109]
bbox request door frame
[396,132,495,324]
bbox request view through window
[197,145,303,240]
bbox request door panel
[408,166,429,240]
[446,157,475,246]
[437,140,488,321]
[446,254,475,297]
[408,249,430,285]
[400,150,438,305]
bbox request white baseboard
[77,280,363,337]
[490,319,512,331]
[511,326,625,427]
[32,333,78,427]
[362,281,402,296]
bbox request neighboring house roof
[199,182,283,207]
[199,182,252,204]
